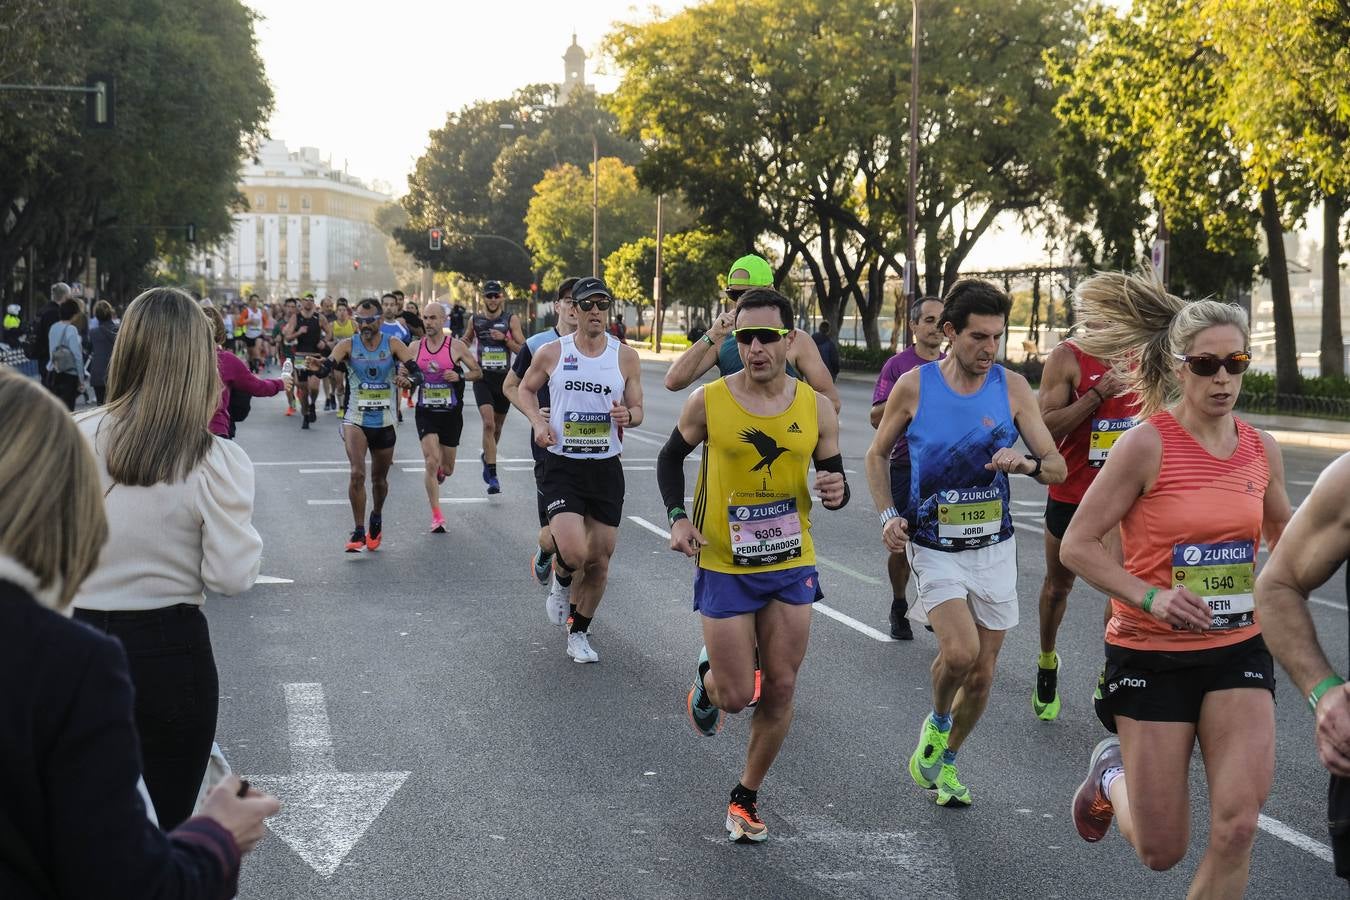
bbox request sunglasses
[1174,351,1251,376]
[725,288,747,302]
[354,314,380,325]
[574,298,611,311]
[484,293,502,300]
[733,326,791,345]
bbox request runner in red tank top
[1059,272,1291,898]
[1033,338,1139,720]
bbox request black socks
[730,783,757,806]
[570,613,592,634]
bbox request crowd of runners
[126,252,1343,891]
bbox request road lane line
[255,575,294,584]
[299,468,349,474]
[815,555,883,585]
[626,517,894,643]
[284,682,337,771]
[627,515,672,541]
[1311,595,1348,612]
[306,498,490,505]
[812,602,896,642]
[1257,814,1333,863]
[622,430,666,446]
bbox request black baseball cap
[571,277,612,302]
[483,280,503,295]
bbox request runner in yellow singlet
[657,287,848,843]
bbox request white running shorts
[906,536,1019,631]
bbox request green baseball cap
[725,254,774,288]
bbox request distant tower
[561,32,586,102]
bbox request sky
[247,0,681,195]
[247,0,1133,270]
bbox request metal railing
[1235,391,1350,420]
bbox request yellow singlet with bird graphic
[693,376,819,575]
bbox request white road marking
[255,575,294,584]
[249,684,411,878]
[1311,595,1349,612]
[1257,814,1334,863]
[815,555,884,586]
[623,465,655,471]
[627,515,672,541]
[812,602,896,643]
[306,498,489,505]
[621,430,666,446]
[299,468,349,474]
[626,517,893,643]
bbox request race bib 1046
[728,492,802,567]
[356,382,392,410]
[1171,539,1256,630]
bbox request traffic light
[429,228,442,251]
[86,73,115,129]
[353,259,361,271]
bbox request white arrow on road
[250,683,410,877]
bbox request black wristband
[1024,454,1042,478]
[668,507,688,525]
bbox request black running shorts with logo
[534,458,549,527]
[889,461,912,523]
[472,372,511,414]
[415,406,464,447]
[343,422,396,451]
[1093,633,1275,733]
[538,454,624,528]
[1044,497,1078,541]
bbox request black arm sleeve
[657,426,697,517]
[814,452,850,509]
[402,358,424,388]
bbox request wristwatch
[1024,454,1043,478]
[879,506,900,526]
[700,333,716,346]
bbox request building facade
[191,140,396,301]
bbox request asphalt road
[209,362,1348,899]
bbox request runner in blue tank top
[304,297,424,553]
[866,279,1065,808]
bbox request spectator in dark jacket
[0,370,280,900]
[812,319,841,381]
[88,300,119,405]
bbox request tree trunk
[1260,185,1300,395]
[1320,193,1345,378]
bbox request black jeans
[94,382,107,404]
[73,604,218,830]
[50,372,79,410]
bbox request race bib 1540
[1171,539,1256,630]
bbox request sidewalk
[635,346,1350,453]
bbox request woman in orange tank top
[1059,272,1291,897]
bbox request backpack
[50,323,78,374]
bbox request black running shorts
[345,423,396,451]
[534,457,549,528]
[1044,497,1078,541]
[415,406,464,447]
[472,372,511,414]
[538,454,624,528]
[1093,634,1275,733]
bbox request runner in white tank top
[517,277,645,664]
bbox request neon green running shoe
[908,716,948,789]
[1033,653,1062,722]
[935,762,972,807]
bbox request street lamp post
[653,193,665,348]
[902,0,920,350]
[591,132,600,278]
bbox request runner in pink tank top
[411,303,481,533]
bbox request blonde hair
[0,371,108,608]
[93,300,114,322]
[99,287,220,485]
[1072,270,1250,420]
[202,305,227,346]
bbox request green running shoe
[1033,653,1062,721]
[935,762,972,807]
[908,715,948,789]
[686,646,721,737]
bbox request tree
[0,0,273,309]
[608,0,1081,349]
[401,88,638,287]
[525,158,685,288]
[1200,0,1350,376]
[1049,0,1306,392]
[603,227,739,326]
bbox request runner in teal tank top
[304,297,423,553]
[866,279,1065,809]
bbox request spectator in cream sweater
[73,287,263,830]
